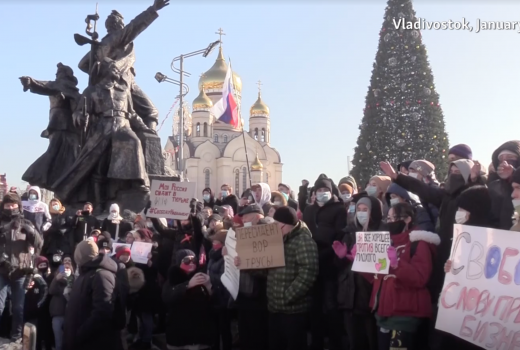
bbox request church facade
[163,46,283,197]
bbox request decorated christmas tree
[350,0,449,186]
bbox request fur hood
[409,230,441,246]
[271,191,288,207]
[127,267,145,294]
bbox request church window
[223,135,228,143]
[204,169,210,188]
[203,123,208,137]
[254,128,258,140]
[242,167,247,191]
[214,134,218,143]
[235,169,240,194]
[261,128,265,142]
[196,123,200,137]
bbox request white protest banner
[351,231,390,275]
[147,180,196,220]
[221,228,240,300]
[235,223,285,270]
[111,243,131,256]
[130,242,153,264]
[436,224,520,349]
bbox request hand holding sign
[444,259,452,273]
[188,274,207,289]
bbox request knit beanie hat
[314,174,333,193]
[409,160,435,177]
[356,196,373,213]
[369,176,392,194]
[338,183,353,194]
[273,206,298,226]
[397,160,413,171]
[115,245,131,259]
[35,256,49,271]
[97,238,112,251]
[449,144,473,160]
[176,249,196,266]
[457,186,491,220]
[99,231,111,242]
[491,140,520,169]
[74,240,99,267]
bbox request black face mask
[387,221,407,235]
[445,174,466,195]
[3,208,20,218]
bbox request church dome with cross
[163,29,283,197]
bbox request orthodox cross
[199,73,206,90]
[256,80,263,93]
[215,28,226,45]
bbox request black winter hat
[208,214,222,223]
[314,174,333,193]
[239,204,264,217]
[397,160,413,172]
[97,239,112,251]
[273,206,298,226]
[99,231,111,242]
[491,140,520,169]
[2,192,21,205]
[512,168,520,185]
[176,249,196,266]
[457,186,492,221]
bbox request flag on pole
[210,62,239,128]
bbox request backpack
[409,240,436,304]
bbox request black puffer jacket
[63,255,121,350]
[42,213,72,258]
[70,214,100,246]
[215,194,239,215]
[162,266,215,347]
[101,219,133,240]
[207,248,230,309]
[302,203,319,236]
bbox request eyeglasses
[182,256,195,265]
[386,216,407,223]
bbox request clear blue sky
[2,1,520,192]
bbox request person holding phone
[70,203,100,252]
[49,262,74,350]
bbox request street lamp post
[155,40,220,181]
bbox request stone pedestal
[138,132,165,175]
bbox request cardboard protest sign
[236,223,285,269]
[436,224,520,349]
[221,228,240,300]
[130,242,153,264]
[148,180,196,220]
[351,231,391,275]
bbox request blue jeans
[52,316,64,350]
[139,312,154,343]
[0,274,26,339]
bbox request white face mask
[409,173,419,179]
[52,205,60,211]
[317,191,331,203]
[243,222,252,227]
[366,186,378,197]
[341,193,351,201]
[28,248,34,255]
[64,270,72,277]
[390,198,400,207]
[273,201,282,206]
[356,212,369,226]
[513,199,520,212]
[455,210,468,224]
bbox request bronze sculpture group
[20,0,171,214]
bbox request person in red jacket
[366,202,440,350]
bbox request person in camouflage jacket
[267,206,318,350]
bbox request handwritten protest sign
[436,224,520,349]
[111,243,131,256]
[351,231,390,275]
[236,223,285,270]
[130,242,153,264]
[221,228,240,300]
[148,180,196,220]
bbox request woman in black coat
[162,249,214,349]
[43,199,72,265]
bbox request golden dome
[192,87,213,110]
[250,92,270,116]
[198,47,242,93]
[251,153,263,171]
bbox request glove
[346,244,357,261]
[332,241,347,259]
[42,222,52,232]
[387,246,398,268]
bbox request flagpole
[230,57,253,188]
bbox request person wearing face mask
[278,183,298,211]
[365,203,440,350]
[380,159,484,350]
[333,196,382,350]
[238,189,254,214]
[202,187,216,209]
[488,141,520,230]
[163,249,214,350]
[71,202,100,253]
[49,262,75,350]
[215,184,239,215]
[385,183,435,232]
[306,174,346,350]
[271,190,288,208]
[0,192,43,342]
[365,176,391,213]
[251,182,273,215]
[102,203,133,241]
[22,186,52,234]
[397,160,413,176]
[43,199,73,264]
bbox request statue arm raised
[113,6,159,49]
[19,77,60,96]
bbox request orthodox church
[163,45,283,196]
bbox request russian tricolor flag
[210,62,239,128]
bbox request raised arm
[20,77,61,96]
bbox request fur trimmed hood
[409,230,441,246]
[127,266,145,294]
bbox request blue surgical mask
[281,192,289,201]
[52,205,60,211]
[390,198,400,207]
[221,191,229,198]
[317,191,331,203]
[366,186,378,197]
[341,193,351,201]
[29,194,37,200]
[203,194,210,202]
[356,212,369,226]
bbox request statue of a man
[52,57,155,213]
[19,63,81,189]
[77,0,170,130]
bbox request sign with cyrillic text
[436,224,520,349]
[147,180,195,220]
[352,231,391,275]
[236,223,285,269]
